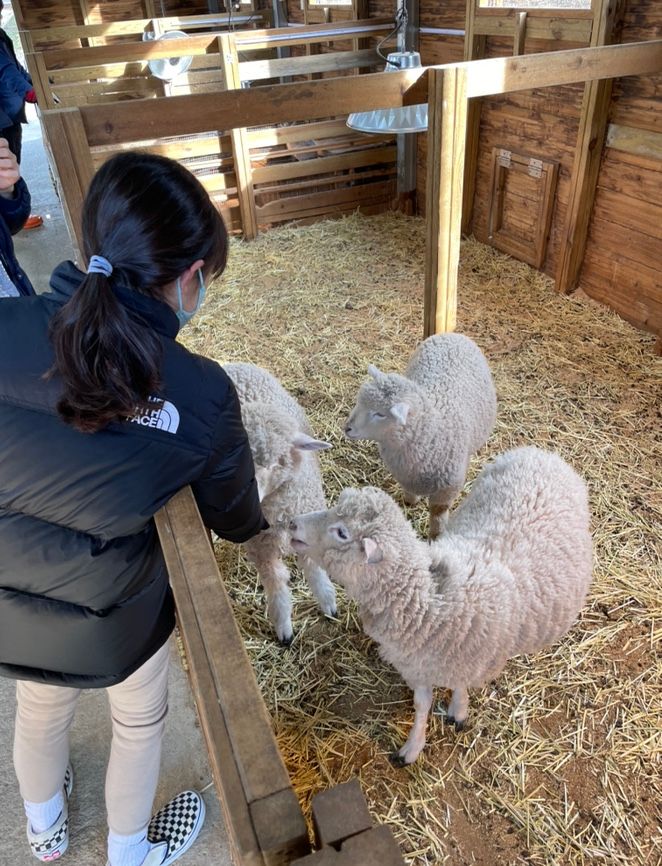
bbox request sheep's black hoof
[389,751,408,768]
[325,609,338,620]
[279,634,294,648]
[447,716,465,731]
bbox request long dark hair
[49,152,228,433]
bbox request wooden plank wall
[455,10,589,276]
[580,0,662,338]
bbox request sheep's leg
[245,543,294,646]
[447,686,469,730]
[428,487,460,539]
[401,486,420,507]
[391,685,433,766]
[299,555,337,618]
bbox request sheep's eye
[334,526,349,540]
[371,412,386,421]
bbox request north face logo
[130,399,180,434]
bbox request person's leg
[13,679,79,860]
[105,642,170,866]
[14,679,79,818]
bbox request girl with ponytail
[0,152,267,866]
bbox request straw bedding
[180,212,661,866]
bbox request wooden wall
[579,1,662,338]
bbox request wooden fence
[30,19,399,240]
[39,38,662,337]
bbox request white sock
[24,790,64,834]
[107,829,152,866]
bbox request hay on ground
[181,212,661,866]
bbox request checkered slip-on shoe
[139,790,206,866]
[27,763,74,862]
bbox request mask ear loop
[176,270,205,315]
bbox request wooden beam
[239,48,378,82]
[606,123,662,160]
[513,12,528,57]
[155,487,310,865]
[463,38,662,98]
[555,0,625,294]
[40,108,95,260]
[79,69,425,146]
[424,66,469,337]
[473,15,592,43]
[461,0,486,234]
[220,34,258,241]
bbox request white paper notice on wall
[497,149,512,168]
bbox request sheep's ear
[361,537,383,564]
[367,364,385,380]
[390,402,410,425]
[292,432,332,451]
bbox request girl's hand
[0,139,20,199]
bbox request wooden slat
[231,17,394,49]
[248,119,359,147]
[464,39,662,98]
[252,146,396,184]
[42,34,220,71]
[79,69,425,146]
[606,122,662,159]
[473,15,593,43]
[239,48,378,82]
[256,181,395,220]
[461,0,487,234]
[555,0,625,295]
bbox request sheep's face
[242,403,330,502]
[345,366,418,442]
[290,487,401,599]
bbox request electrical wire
[375,4,407,67]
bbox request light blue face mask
[175,270,206,328]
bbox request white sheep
[289,446,592,764]
[344,333,497,537]
[224,362,337,645]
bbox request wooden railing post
[220,34,259,240]
[424,66,469,337]
[555,0,625,294]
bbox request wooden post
[424,66,469,337]
[513,12,527,57]
[40,108,95,261]
[461,0,486,234]
[26,53,56,109]
[220,34,259,240]
[555,0,625,294]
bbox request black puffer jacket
[0,177,35,296]
[0,262,267,687]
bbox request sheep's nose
[289,520,298,532]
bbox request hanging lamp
[346,50,428,135]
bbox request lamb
[289,446,592,764]
[344,333,497,537]
[223,362,337,645]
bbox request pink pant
[13,641,170,836]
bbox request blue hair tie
[87,255,113,277]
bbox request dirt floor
[181,212,661,866]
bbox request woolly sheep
[289,446,592,764]
[344,333,497,537]
[224,362,337,645]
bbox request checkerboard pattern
[147,790,205,865]
[28,764,73,862]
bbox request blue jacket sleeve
[191,376,268,542]
[0,177,30,235]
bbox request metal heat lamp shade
[346,51,428,134]
[147,31,194,82]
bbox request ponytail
[50,272,162,433]
[48,151,228,433]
